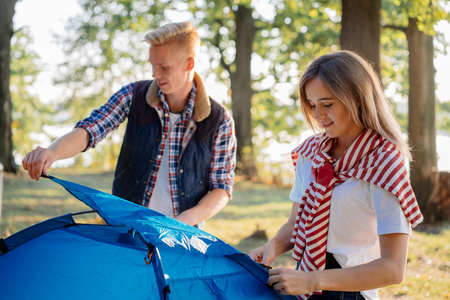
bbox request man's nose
[153,68,160,79]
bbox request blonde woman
[23,22,237,229]
[249,50,422,300]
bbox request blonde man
[23,22,237,229]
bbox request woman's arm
[268,233,409,295]
[249,201,300,266]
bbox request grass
[1,169,449,299]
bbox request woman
[249,51,423,300]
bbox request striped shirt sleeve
[74,83,134,150]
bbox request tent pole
[71,210,98,216]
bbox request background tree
[189,0,340,180]
[0,0,19,173]
[340,0,381,74]
[406,17,437,215]
[382,0,448,220]
[187,1,260,179]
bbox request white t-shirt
[290,156,411,300]
[148,112,181,217]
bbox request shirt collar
[156,86,196,120]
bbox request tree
[340,0,381,74]
[187,1,259,178]
[230,4,257,177]
[382,0,448,219]
[189,0,340,179]
[0,0,19,173]
[405,17,437,214]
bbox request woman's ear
[186,57,195,71]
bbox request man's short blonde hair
[144,21,200,58]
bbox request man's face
[148,43,191,98]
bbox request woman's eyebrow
[307,97,335,102]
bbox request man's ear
[186,57,195,71]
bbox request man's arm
[175,107,236,226]
[174,188,229,226]
[22,128,90,180]
[23,83,135,181]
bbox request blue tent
[0,176,298,300]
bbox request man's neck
[165,75,194,114]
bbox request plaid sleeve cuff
[74,122,97,151]
[210,181,234,198]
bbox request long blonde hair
[299,50,411,160]
[144,21,200,59]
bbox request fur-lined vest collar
[145,72,211,122]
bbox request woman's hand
[249,201,300,267]
[249,242,277,266]
[268,267,317,295]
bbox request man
[22,22,237,229]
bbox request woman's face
[305,77,363,149]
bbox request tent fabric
[0,175,299,300]
[0,213,75,254]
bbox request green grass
[1,169,449,299]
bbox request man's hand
[22,147,56,181]
[22,128,90,181]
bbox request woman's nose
[313,107,324,120]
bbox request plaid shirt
[75,82,236,216]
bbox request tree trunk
[340,0,381,75]
[0,0,18,173]
[405,18,437,217]
[426,171,450,223]
[231,5,257,179]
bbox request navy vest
[112,80,226,214]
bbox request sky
[12,0,450,171]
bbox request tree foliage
[55,0,171,121]
[10,27,54,158]
[20,0,448,184]
[381,0,449,129]
[189,0,341,142]
[184,0,341,180]
[54,0,171,168]
[50,0,344,180]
